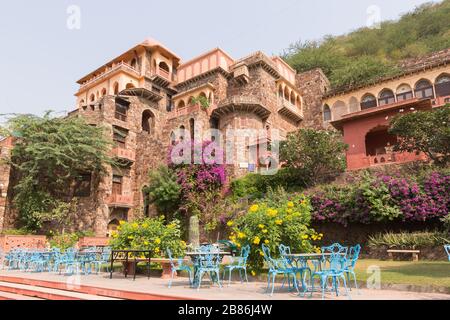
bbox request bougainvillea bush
[167,140,227,231]
[227,189,323,274]
[109,216,186,258]
[310,171,450,226]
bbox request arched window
[179,125,186,141]
[170,132,176,146]
[435,73,450,97]
[378,89,395,106]
[396,84,413,102]
[142,110,155,134]
[349,97,359,113]
[89,94,95,103]
[360,94,377,110]
[159,61,170,72]
[101,88,107,97]
[323,105,331,121]
[296,96,302,108]
[113,82,119,95]
[79,99,85,108]
[177,100,186,109]
[278,86,283,99]
[125,83,135,89]
[290,92,296,105]
[284,87,290,101]
[188,96,196,106]
[130,58,137,69]
[332,100,348,120]
[414,79,434,99]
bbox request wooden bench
[387,249,420,261]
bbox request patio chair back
[326,251,347,273]
[239,245,251,266]
[322,243,348,256]
[278,244,291,256]
[347,244,361,269]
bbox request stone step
[0,290,44,300]
[0,274,192,300]
[0,281,121,300]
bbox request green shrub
[143,166,181,214]
[0,228,33,235]
[368,231,450,249]
[48,233,80,251]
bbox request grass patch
[354,259,450,290]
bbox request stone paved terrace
[0,270,448,300]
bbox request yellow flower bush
[226,193,320,273]
[109,216,185,258]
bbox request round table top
[284,252,345,258]
[185,251,230,256]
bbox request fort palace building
[0,39,449,235]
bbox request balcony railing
[79,62,140,91]
[112,147,135,162]
[167,104,204,120]
[106,194,133,207]
[366,151,427,167]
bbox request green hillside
[284,0,450,89]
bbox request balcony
[106,194,133,208]
[78,62,141,92]
[232,63,250,85]
[277,99,303,122]
[112,147,135,162]
[167,104,203,120]
[210,96,271,120]
[150,67,172,87]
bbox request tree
[0,112,116,231]
[143,166,181,215]
[280,129,348,186]
[389,105,450,166]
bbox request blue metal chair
[222,245,250,285]
[261,244,299,296]
[166,248,192,288]
[310,251,351,300]
[279,244,311,294]
[91,247,112,274]
[344,244,361,292]
[444,245,450,261]
[196,247,222,291]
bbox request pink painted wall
[342,109,427,170]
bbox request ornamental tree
[280,129,348,186]
[389,104,450,165]
[0,112,116,231]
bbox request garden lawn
[354,259,450,290]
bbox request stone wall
[296,68,330,130]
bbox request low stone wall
[77,237,110,248]
[312,221,443,255]
[368,245,447,261]
[0,235,47,251]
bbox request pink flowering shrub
[310,171,450,225]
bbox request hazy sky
[0,0,436,117]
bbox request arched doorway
[142,110,155,134]
[365,126,397,157]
